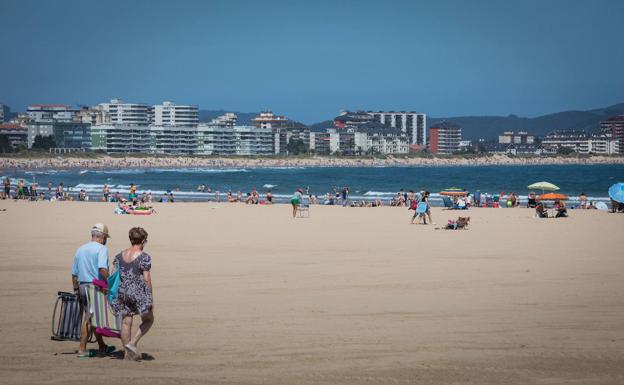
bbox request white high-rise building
[98,99,149,125]
[150,101,199,127]
[367,111,427,146]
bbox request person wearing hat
[71,223,113,357]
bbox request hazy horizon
[1,0,623,124]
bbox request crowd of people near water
[3,176,624,215]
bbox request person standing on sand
[2,177,10,199]
[71,223,114,357]
[102,184,110,202]
[111,227,154,361]
[423,191,432,224]
[291,188,303,217]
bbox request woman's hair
[128,227,148,245]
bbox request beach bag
[107,268,120,303]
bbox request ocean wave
[262,167,306,170]
[363,191,399,196]
[263,184,277,189]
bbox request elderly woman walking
[111,227,154,360]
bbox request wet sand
[0,201,623,384]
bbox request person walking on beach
[291,188,303,217]
[111,227,154,361]
[423,191,432,224]
[341,186,349,207]
[71,223,113,357]
[2,177,10,199]
[102,184,110,202]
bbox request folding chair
[85,283,121,338]
[51,291,83,341]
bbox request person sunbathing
[443,216,470,230]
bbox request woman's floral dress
[111,252,152,316]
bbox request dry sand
[0,201,623,384]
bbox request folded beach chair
[51,291,83,341]
[86,282,121,338]
[442,196,453,209]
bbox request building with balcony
[27,104,77,122]
[98,99,150,126]
[0,124,28,149]
[52,122,91,149]
[541,131,619,155]
[601,115,624,152]
[252,111,289,129]
[148,125,198,154]
[25,122,54,148]
[91,124,151,153]
[367,110,426,146]
[209,113,237,127]
[75,105,111,125]
[429,122,462,154]
[150,101,199,127]
[498,131,534,144]
[313,132,340,155]
[0,104,11,123]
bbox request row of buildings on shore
[0,101,428,156]
[0,101,623,156]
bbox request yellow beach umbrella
[527,181,559,193]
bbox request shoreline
[2,154,624,170]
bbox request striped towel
[86,284,121,338]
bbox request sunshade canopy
[440,187,467,196]
[608,182,624,203]
[538,192,568,201]
[527,181,560,191]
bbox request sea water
[5,164,624,205]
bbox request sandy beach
[1,201,623,384]
[2,154,624,171]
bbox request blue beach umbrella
[608,182,624,203]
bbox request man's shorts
[78,283,91,308]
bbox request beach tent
[527,181,560,193]
[538,192,568,201]
[440,187,467,196]
[608,182,624,203]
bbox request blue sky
[1,0,623,123]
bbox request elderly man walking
[71,223,113,357]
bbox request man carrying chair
[71,223,114,357]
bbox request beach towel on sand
[87,280,121,338]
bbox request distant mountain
[308,120,334,132]
[202,103,624,140]
[427,103,624,140]
[198,110,259,125]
